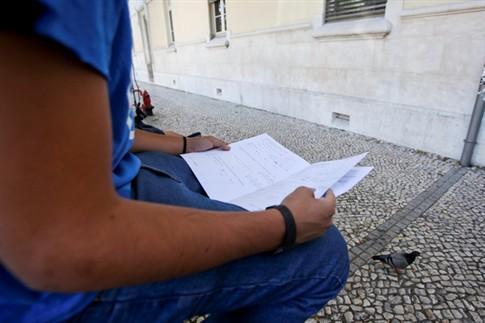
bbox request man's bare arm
[0,33,335,293]
[132,129,184,154]
[132,128,230,154]
[0,33,286,292]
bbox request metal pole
[460,65,485,167]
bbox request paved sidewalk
[141,82,485,322]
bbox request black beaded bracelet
[182,136,187,154]
[266,205,297,254]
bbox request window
[165,0,175,44]
[312,0,391,40]
[209,0,227,37]
[325,0,388,23]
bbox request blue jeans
[70,152,349,322]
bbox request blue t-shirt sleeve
[32,0,140,199]
[34,0,123,79]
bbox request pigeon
[372,251,420,273]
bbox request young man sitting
[0,1,349,322]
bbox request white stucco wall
[131,0,485,166]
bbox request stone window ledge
[312,16,391,41]
[206,36,230,49]
[166,45,177,53]
[401,0,485,18]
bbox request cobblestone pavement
[141,83,484,322]
[313,169,485,323]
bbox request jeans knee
[303,225,349,287]
[328,225,349,256]
[326,225,350,281]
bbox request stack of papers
[182,134,372,211]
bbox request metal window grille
[325,0,387,23]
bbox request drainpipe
[460,65,485,167]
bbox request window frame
[209,0,227,38]
[164,0,175,46]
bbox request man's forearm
[14,196,284,292]
[132,129,184,154]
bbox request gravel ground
[140,83,484,322]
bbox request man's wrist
[184,132,201,154]
[263,208,287,252]
[266,205,297,254]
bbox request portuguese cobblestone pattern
[316,169,485,322]
[348,166,468,275]
[142,84,484,322]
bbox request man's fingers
[321,189,335,201]
[218,142,230,150]
[320,189,336,215]
[294,186,316,196]
[208,136,230,150]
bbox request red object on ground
[142,90,151,108]
[133,89,154,116]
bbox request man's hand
[187,136,230,153]
[281,187,336,244]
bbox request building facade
[129,0,485,166]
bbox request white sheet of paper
[331,166,373,197]
[181,134,309,201]
[230,153,368,211]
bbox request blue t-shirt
[0,1,141,321]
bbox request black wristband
[266,205,297,254]
[182,136,187,154]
